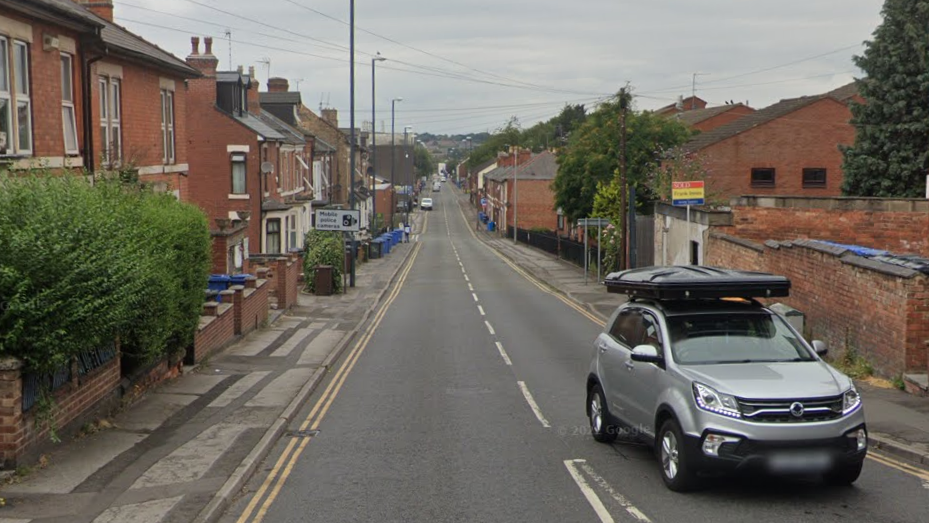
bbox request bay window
[0,37,32,156]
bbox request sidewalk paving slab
[451,183,929,471]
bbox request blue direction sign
[672,198,705,206]
[481,197,487,205]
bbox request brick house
[297,106,351,206]
[184,39,313,274]
[670,103,755,133]
[679,83,860,200]
[1,0,198,191]
[484,150,559,234]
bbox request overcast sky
[117,0,885,135]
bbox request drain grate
[287,429,320,438]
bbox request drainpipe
[80,36,106,173]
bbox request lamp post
[404,126,413,226]
[391,97,403,228]
[349,0,356,288]
[371,53,386,234]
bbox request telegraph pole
[618,88,628,270]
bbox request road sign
[315,209,361,232]
[481,198,487,205]
[672,181,705,206]
[577,218,611,227]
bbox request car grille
[737,395,844,423]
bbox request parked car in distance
[433,183,441,192]
[420,198,433,210]
[587,266,866,492]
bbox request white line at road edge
[485,320,495,335]
[564,460,614,523]
[495,342,512,366]
[478,305,485,316]
[578,461,652,522]
[517,381,551,428]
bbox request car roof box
[603,266,790,300]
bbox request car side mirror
[812,340,828,356]
[631,345,663,364]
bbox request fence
[507,227,608,272]
[634,217,655,268]
[22,343,118,412]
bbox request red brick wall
[192,303,235,363]
[186,74,262,254]
[706,233,928,377]
[696,98,854,199]
[0,355,121,468]
[505,178,558,231]
[724,199,929,257]
[249,255,301,310]
[233,278,269,336]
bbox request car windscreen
[666,312,813,365]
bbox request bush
[0,174,210,377]
[302,230,344,293]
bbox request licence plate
[767,450,833,474]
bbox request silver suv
[587,267,867,492]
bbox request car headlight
[693,383,741,418]
[843,385,862,415]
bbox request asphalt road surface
[221,185,929,523]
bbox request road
[220,184,929,523]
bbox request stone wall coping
[732,195,929,213]
[709,231,764,252]
[655,202,733,226]
[0,357,24,371]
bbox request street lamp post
[349,0,356,288]
[391,97,403,229]
[371,53,386,234]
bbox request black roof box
[604,266,790,300]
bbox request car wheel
[824,459,863,486]
[658,418,697,492]
[588,384,617,443]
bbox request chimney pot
[237,65,244,74]
[268,77,290,93]
[204,36,214,55]
[190,37,200,55]
[248,66,256,78]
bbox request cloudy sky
[117,0,885,135]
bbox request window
[61,54,78,154]
[288,214,297,251]
[609,310,644,348]
[690,240,700,265]
[161,89,175,164]
[802,168,827,188]
[266,219,281,254]
[667,313,812,365]
[99,76,121,166]
[557,214,565,230]
[641,313,663,350]
[231,153,247,194]
[750,168,775,187]
[0,38,32,155]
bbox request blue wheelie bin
[488,221,496,232]
[230,274,249,287]
[208,274,232,292]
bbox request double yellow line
[867,450,929,482]
[236,241,424,523]
[454,200,605,327]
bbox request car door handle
[598,342,608,353]
[625,361,634,370]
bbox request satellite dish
[260,162,274,174]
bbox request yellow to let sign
[671,181,705,204]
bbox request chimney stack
[185,35,218,77]
[246,66,260,115]
[321,108,338,127]
[268,77,289,93]
[74,1,114,22]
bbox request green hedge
[302,230,344,293]
[0,174,210,377]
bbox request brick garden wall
[0,355,122,469]
[191,295,235,364]
[723,197,929,257]
[234,277,269,336]
[707,232,929,378]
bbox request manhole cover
[287,429,320,438]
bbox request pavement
[0,211,426,523]
[452,183,929,471]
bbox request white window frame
[231,153,247,194]
[0,37,32,156]
[61,53,78,155]
[161,89,175,164]
[99,75,121,166]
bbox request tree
[841,0,929,197]
[552,91,693,225]
[413,143,437,179]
